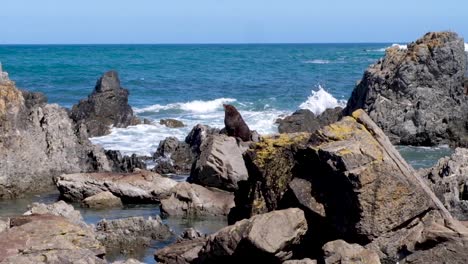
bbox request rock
[0,75,112,200]
[197,208,308,263]
[189,134,249,191]
[55,170,178,203]
[105,150,147,173]
[0,218,9,233]
[0,214,105,263]
[160,118,185,128]
[277,107,342,134]
[160,182,234,217]
[420,148,468,220]
[95,216,172,253]
[322,240,380,264]
[111,259,145,264]
[344,31,468,147]
[23,201,85,225]
[185,124,220,154]
[70,70,140,137]
[153,137,194,174]
[178,228,205,241]
[283,259,317,264]
[155,232,208,264]
[82,191,123,209]
[0,63,12,85]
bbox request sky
[1,0,467,44]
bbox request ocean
[0,43,464,168]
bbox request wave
[465,43,468,52]
[134,98,236,114]
[303,59,330,64]
[299,85,347,115]
[375,43,408,52]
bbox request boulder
[0,74,112,200]
[82,191,123,209]
[322,240,380,264]
[160,182,234,217]
[277,108,342,134]
[95,216,172,253]
[160,118,185,128]
[155,232,208,264]
[197,208,307,263]
[0,214,105,263]
[105,150,147,173]
[185,124,220,154]
[70,70,140,137]
[55,170,177,203]
[0,218,9,233]
[189,134,249,191]
[344,31,468,146]
[23,201,85,225]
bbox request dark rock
[344,31,468,147]
[277,108,342,134]
[160,118,185,128]
[70,70,140,137]
[189,134,249,191]
[21,90,47,109]
[185,124,221,154]
[105,150,147,173]
[155,232,208,264]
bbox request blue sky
[2,0,467,44]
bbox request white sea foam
[299,86,347,115]
[303,59,330,64]
[134,97,236,114]
[465,43,468,52]
[375,43,408,52]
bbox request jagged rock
[189,134,249,191]
[178,228,205,241]
[0,76,112,200]
[160,118,185,128]
[55,170,177,203]
[160,182,234,217]
[105,150,147,173]
[0,214,105,263]
[23,201,85,225]
[322,240,380,264]
[70,70,140,137]
[0,218,9,233]
[155,232,208,264]
[283,259,317,264]
[277,108,342,134]
[197,208,307,263]
[82,191,123,209]
[344,31,468,146]
[420,148,468,220]
[185,124,220,154]
[95,216,172,253]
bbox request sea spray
[299,85,347,115]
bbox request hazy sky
[2,0,467,44]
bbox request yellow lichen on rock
[0,83,23,118]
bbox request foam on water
[375,43,408,52]
[299,85,347,115]
[303,59,330,64]
[134,98,236,114]
[465,43,468,52]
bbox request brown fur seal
[223,104,251,141]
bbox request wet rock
[322,240,380,264]
[197,208,308,263]
[95,216,172,254]
[105,150,147,173]
[160,182,234,217]
[153,137,194,174]
[185,124,220,154]
[344,31,468,147]
[23,201,85,225]
[155,231,208,264]
[178,228,205,241]
[189,134,249,191]
[55,170,177,203]
[70,70,140,137]
[277,107,342,134]
[82,191,123,209]
[0,214,105,263]
[160,118,185,128]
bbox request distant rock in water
[160,118,185,128]
[344,31,468,147]
[71,70,140,137]
[223,104,251,141]
[277,107,342,134]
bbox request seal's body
[223,104,251,141]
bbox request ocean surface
[1,43,465,168]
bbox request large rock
[55,170,177,203]
[344,32,468,146]
[160,118,185,128]
[70,70,140,137]
[105,150,147,173]
[322,240,380,264]
[95,216,172,254]
[189,134,249,191]
[277,108,342,134]
[197,208,307,263]
[420,148,468,220]
[0,214,105,263]
[155,229,208,264]
[23,201,85,225]
[82,191,123,209]
[160,182,234,217]
[0,75,112,200]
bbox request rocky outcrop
[322,240,380,264]
[95,216,172,254]
[0,214,105,263]
[23,201,85,225]
[189,134,249,191]
[55,170,177,203]
[82,191,123,209]
[277,107,342,134]
[420,148,468,220]
[0,73,112,200]
[155,229,208,264]
[70,70,140,137]
[344,31,468,146]
[160,182,234,217]
[160,119,185,128]
[105,150,147,173]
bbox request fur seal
[223,104,251,141]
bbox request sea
[0,43,467,262]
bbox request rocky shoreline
[1,31,468,263]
